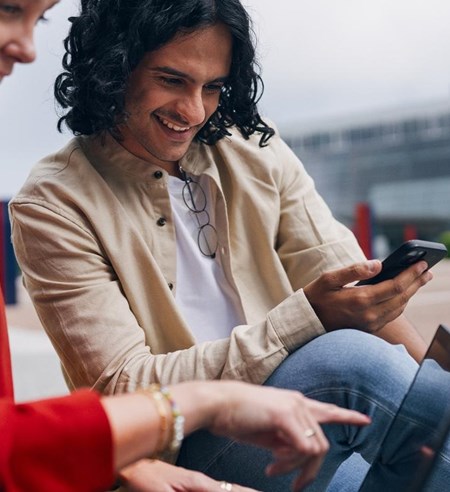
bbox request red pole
[354,202,373,259]
[403,224,418,242]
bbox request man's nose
[175,89,206,127]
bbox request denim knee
[265,329,418,409]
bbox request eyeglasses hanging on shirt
[179,167,218,259]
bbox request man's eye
[204,84,223,94]
[160,77,183,87]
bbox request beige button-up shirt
[10,127,365,394]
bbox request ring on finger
[220,482,233,491]
[304,428,317,438]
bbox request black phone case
[357,240,448,286]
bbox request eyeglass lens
[182,179,207,212]
[198,223,218,257]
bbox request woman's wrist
[136,384,185,461]
[169,381,227,434]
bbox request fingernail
[367,260,380,273]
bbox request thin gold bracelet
[137,385,171,456]
[137,384,185,461]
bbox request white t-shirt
[168,174,244,343]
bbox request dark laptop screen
[359,324,450,492]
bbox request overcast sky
[1,0,450,197]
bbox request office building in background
[282,100,450,250]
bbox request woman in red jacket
[0,288,369,492]
[0,2,370,491]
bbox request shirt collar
[78,131,214,180]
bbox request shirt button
[154,170,163,179]
[157,217,167,226]
[168,282,174,290]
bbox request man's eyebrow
[149,66,228,84]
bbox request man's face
[119,23,233,172]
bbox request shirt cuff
[268,289,325,352]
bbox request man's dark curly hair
[55,0,275,146]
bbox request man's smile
[156,115,191,132]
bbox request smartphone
[357,239,448,286]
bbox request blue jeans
[176,329,450,491]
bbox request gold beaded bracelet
[138,384,185,461]
[160,386,185,456]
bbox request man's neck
[113,134,181,177]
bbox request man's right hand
[303,259,432,333]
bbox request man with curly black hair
[10,0,449,490]
[54,0,274,146]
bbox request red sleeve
[0,390,115,492]
[0,290,14,399]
